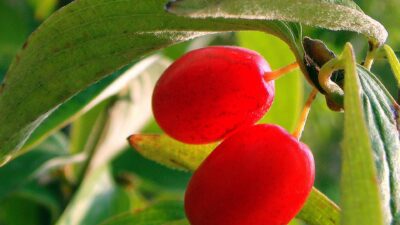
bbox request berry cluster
[152,46,315,225]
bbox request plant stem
[318,58,344,95]
[364,42,378,70]
[74,107,110,188]
[292,88,318,140]
[364,53,375,70]
[264,62,299,81]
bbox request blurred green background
[0,0,399,225]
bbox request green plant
[0,0,400,225]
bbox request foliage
[0,0,400,224]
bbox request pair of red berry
[152,46,315,225]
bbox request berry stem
[292,88,318,140]
[264,62,299,82]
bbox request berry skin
[152,46,274,144]
[185,124,315,225]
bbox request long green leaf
[0,1,30,73]
[0,194,50,225]
[89,57,171,171]
[28,0,57,20]
[297,188,340,225]
[100,201,186,225]
[167,0,387,45]
[0,133,69,200]
[128,135,217,172]
[384,45,400,87]
[17,182,63,222]
[237,31,303,131]
[340,43,383,225]
[163,219,190,225]
[56,165,144,225]
[128,134,340,225]
[20,55,162,155]
[0,0,303,163]
[357,65,400,224]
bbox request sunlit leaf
[28,0,57,20]
[128,134,217,171]
[384,45,400,87]
[297,187,340,225]
[340,43,384,225]
[167,0,387,45]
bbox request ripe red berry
[185,124,315,225]
[152,46,274,144]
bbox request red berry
[152,46,274,144]
[185,124,315,225]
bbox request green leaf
[128,134,217,172]
[317,43,400,225]
[67,56,170,183]
[0,133,69,200]
[357,65,400,224]
[100,201,186,225]
[128,134,340,225]
[384,45,400,87]
[288,219,303,225]
[0,0,303,163]
[56,165,144,225]
[340,44,384,225]
[28,0,57,20]
[17,182,63,222]
[71,99,111,186]
[89,56,171,171]
[167,0,387,46]
[0,1,31,73]
[69,100,111,156]
[297,187,340,225]
[163,219,190,225]
[113,151,191,194]
[20,55,162,154]
[0,194,51,225]
[237,31,303,131]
